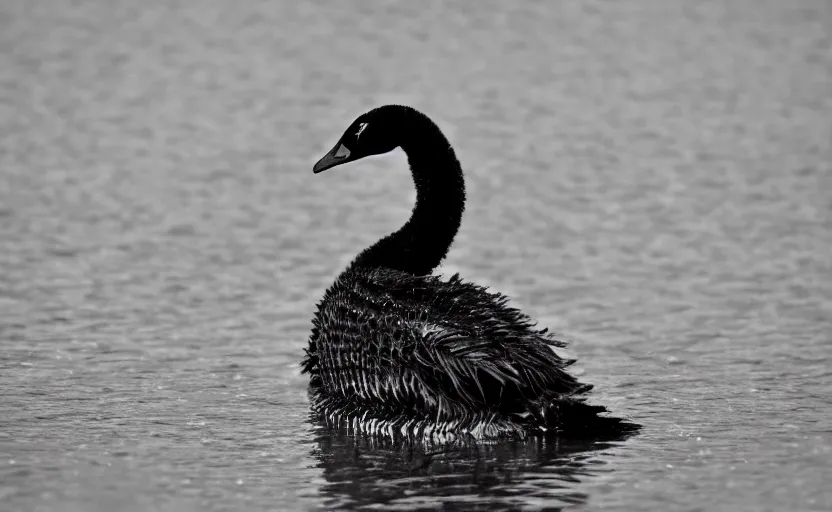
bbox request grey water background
[1,0,830,510]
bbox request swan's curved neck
[350,115,465,276]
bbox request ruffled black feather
[302,268,636,440]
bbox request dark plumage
[302,105,636,441]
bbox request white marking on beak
[334,144,351,158]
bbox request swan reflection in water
[308,417,636,511]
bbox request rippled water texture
[1,0,830,510]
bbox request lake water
[1,0,830,510]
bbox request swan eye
[356,122,368,139]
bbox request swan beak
[313,143,352,173]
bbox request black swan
[302,105,636,441]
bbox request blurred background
[1,0,830,510]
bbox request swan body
[302,105,635,440]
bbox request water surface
[1,0,830,510]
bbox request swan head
[313,105,406,174]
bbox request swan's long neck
[350,115,465,276]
